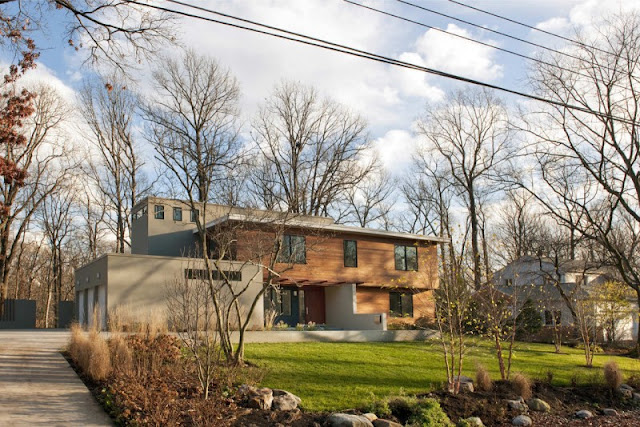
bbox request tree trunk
[469,193,482,290]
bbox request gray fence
[0,299,36,329]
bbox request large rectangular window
[277,235,306,264]
[389,292,413,317]
[173,207,183,221]
[265,288,292,316]
[344,240,357,267]
[544,310,561,326]
[394,245,418,271]
[154,205,165,220]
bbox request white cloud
[371,129,421,174]
[407,24,504,82]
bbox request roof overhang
[195,213,449,244]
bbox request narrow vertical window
[173,207,182,221]
[277,235,306,264]
[389,291,414,317]
[344,240,357,267]
[190,209,199,222]
[154,205,164,220]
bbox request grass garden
[244,339,640,411]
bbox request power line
[130,0,637,126]
[396,0,613,71]
[344,0,613,89]
[447,0,615,57]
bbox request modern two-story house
[75,197,446,330]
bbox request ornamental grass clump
[512,372,532,400]
[604,360,623,390]
[475,364,492,392]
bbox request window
[394,245,418,271]
[154,205,165,220]
[389,292,413,317]
[344,240,357,267]
[265,288,292,316]
[544,310,562,326]
[277,235,306,264]
[190,209,199,222]
[173,207,182,221]
[184,269,242,282]
[505,278,513,287]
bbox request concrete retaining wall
[229,329,438,343]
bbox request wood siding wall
[235,226,439,291]
[356,287,435,320]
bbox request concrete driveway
[0,330,112,426]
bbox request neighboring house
[494,256,638,342]
[75,197,445,331]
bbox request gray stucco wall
[325,284,386,330]
[75,254,264,330]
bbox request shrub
[363,392,392,418]
[475,364,492,392]
[407,398,453,427]
[515,299,543,340]
[511,373,532,400]
[603,361,623,390]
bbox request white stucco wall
[325,284,386,330]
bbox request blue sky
[5,0,638,172]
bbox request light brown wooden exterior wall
[235,227,439,291]
[356,287,435,320]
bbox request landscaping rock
[271,389,301,411]
[511,415,532,426]
[575,410,593,419]
[449,376,475,393]
[507,399,528,413]
[362,413,377,421]
[327,413,374,427]
[247,387,273,410]
[460,381,475,393]
[602,408,618,416]
[527,398,550,412]
[463,416,484,426]
[238,384,257,396]
[372,420,402,427]
[617,385,633,398]
[633,392,640,402]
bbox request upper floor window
[154,205,165,220]
[389,292,413,317]
[191,209,199,223]
[395,245,417,271]
[173,207,183,221]
[505,278,513,287]
[277,234,306,264]
[344,240,357,267]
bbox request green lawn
[243,339,640,411]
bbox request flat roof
[197,213,449,243]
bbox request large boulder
[602,408,618,416]
[362,413,377,421]
[372,420,402,427]
[247,387,274,410]
[271,389,301,411]
[463,416,484,426]
[527,398,550,412]
[507,398,528,413]
[617,384,633,398]
[327,413,374,427]
[575,410,593,419]
[450,376,475,393]
[511,415,532,426]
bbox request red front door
[304,287,326,324]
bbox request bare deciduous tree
[516,12,640,351]
[417,88,512,290]
[250,81,374,216]
[79,76,149,253]
[340,168,396,229]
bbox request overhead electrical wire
[447,0,616,57]
[129,0,637,126]
[343,0,615,89]
[395,0,616,72]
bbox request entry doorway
[304,286,326,324]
